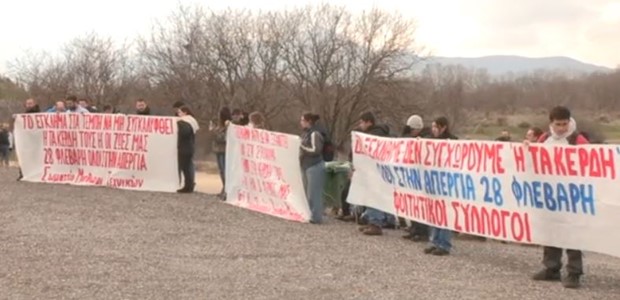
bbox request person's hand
[523,140,531,146]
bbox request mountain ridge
[414,55,613,75]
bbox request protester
[173,101,196,185]
[78,98,98,112]
[530,106,587,289]
[176,107,199,193]
[46,101,67,113]
[299,112,326,224]
[401,114,431,138]
[211,107,232,200]
[355,112,394,235]
[65,96,89,113]
[0,123,11,167]
[102,104,116,114]
[231,109,244,125]
[525,127,543,143]
[248,111,267,129]
[424,116,458,256]
[401,115,431,241]
[24,98,40,113]
[135,98,151,115]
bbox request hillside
[415,55,613,76]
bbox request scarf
[180,115,200,133]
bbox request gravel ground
[1,167,619,300]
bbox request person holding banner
[211,107,232,200]
[530,106,587,289]
[176,106,199,193]
[424,116,458,256]
[400,115,432,242]
[299,112,326,224]
[355,112,394,236]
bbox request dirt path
[1,167,619,299]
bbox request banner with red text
[13,113,179,192]
[348,132,620,257]
[225,124,311,222]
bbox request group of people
[329,106,588,289]
[7,96,589,289]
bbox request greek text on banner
[347,132,620,258]
[225,124,311,222]
[13,113,179,192]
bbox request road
[1,167,619,299]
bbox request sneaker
[423,246,437,254]
[358,225,368,232]
[562,274,581,289]
[431,248,450,256]
[362,225,383,236]
[532,269,561,281]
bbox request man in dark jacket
[354,112,393,236]
[176,107,199,193]
[135,99,151,115]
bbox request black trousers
[543,247,583,275]
[178,154,194,190]
[341,180,351,216]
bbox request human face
[525,129,537,142]
[66,100,76,110]
[300,116,310,129]
[431,122,445,137]
[358,120,372,132]
[177,109,186,117]
[79,100,88,108]
[136,101,147,111]
[55,101,66,112]
[25,99,36,109]
[551,119,570,135]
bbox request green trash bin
[323,161,352,209]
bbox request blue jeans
[363,208,395,227]
[430,227,453,252]
[215,152,226,193]
[302,161,326,224]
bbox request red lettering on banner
[235,189,303,222]
[21,115,35,129]
[232,128,301,220]
[527,145,615,179]
[451,202,532,243]
[424,141,506,174]
[125,116,173,135]
[393,190,448,227]
[402,140,423,165]
[512,146,526,172]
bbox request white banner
[225,124,311,222]
[348,132,620,257]
[13,113,179,193]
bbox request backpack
[321,132,335,162]
[0,130,10,146]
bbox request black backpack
[320,132,335,162]
[0,130,10,146]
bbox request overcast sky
[1,0,619,74]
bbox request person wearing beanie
[400,114,431,241]
[402,115,431,138]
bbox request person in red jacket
[531,106,588,289]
